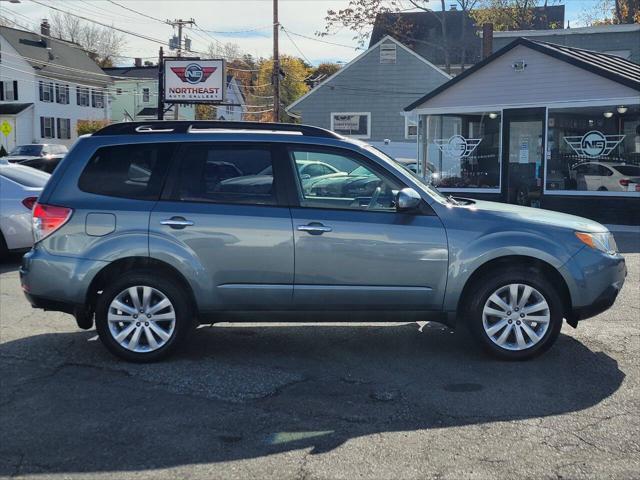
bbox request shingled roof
[0,25,110,86]
[405,37,640,111]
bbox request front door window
[504,111,545,207]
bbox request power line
[281,26,312,65]
[283,29,362,50]
[106,0,169,25]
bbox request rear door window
[172,144,277,205]
[79,144,175,200]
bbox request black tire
[465,267,563,360]
[0,231,8,260]
[95,271,194,362]
[597,186,608,191]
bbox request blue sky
[1,1,605,66]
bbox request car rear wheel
[466,268,563,360]
[95,272,194,362]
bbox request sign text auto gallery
[404,38,640,225]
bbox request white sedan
[0,162,50,255]
[571,161,640,192]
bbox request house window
[226,105,234,115]
[0,80,18,101]
[40,116,55,139]
[380,43,397,64]
[330,112,371,139]
[405,114,418,139]
[56,118,71,139]
[421,111,501,191]
[76,86,90,106]
[92,89,104,108]
[56,84,69,104]
[142,88,150,103]
[545,104,640,196]
[39,81,54,102]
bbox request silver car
[0,163,49,255]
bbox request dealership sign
[434,135,482,159]
[164,59,225,103]
[564,130,625,158]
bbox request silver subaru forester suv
[20,122,627,362]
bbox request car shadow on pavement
[0,322,625,476]
[0,254,22,274]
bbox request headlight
[575,231,618,254]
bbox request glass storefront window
[419,112,501,190]
[546,105,640,194]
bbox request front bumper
[562,246,627,324]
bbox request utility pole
[168,18,195,120]
[272,0,280,123]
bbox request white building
[0,22,111,152]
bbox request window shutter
[39,81,44,102]
[40,117,44,138]
[66,119,71,139]
[0,81,4,101]
[13,81,18,101]
[66,85,70,104]
[55,84,59,103]
[56,118,61,138]
[76,86,80,105]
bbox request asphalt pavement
[0,233,638,479]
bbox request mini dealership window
[331,113,371,139]
[422,112,502,191]
[546,105,640,195]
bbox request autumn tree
[308,62,342,86]
[252,55,310,123]
[580,0,640,25]
[49,12,126,67]
[471,0,562,31]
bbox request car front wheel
[466,268,563,360]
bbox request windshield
[363,145,449,202]
[10,145,43,156]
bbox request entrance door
[502,108,546,207]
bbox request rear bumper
[20,246,107,313]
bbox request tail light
[32,203,73,243]
[22,196,38,210]
[619,179,630,187]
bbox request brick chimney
[482,23,493,59]
[40,19,50,37]
[134,57,142,67]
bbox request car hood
[458,199,608,233]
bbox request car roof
[0,163,50,187]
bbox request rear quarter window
[79,144,175,200]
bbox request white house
[0,21,111,152]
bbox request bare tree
[49,12,126,67]
[205,41,244,61]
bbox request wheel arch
[86,256,198,315]
[457,255,572,324]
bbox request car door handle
[160,217,194,229]
[297,223,332,235]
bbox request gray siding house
[492,24,640,63]
[286,35,450,160]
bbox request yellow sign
[0,121,12,137]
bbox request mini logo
[434,135,482,159]
[564,130,625,158]
[170,63,217,84]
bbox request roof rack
[93,121,341,138]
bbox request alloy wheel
[107,286,176,353]
[482,283,550,351]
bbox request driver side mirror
[396,188,422,212]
